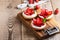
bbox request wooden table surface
[0,0,60,40]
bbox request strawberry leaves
[43,18,46,23]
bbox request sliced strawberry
[35,0,39,2]
[33,18,37,25]
[45,9,49,14]
[43,15,47,18]
[24,11,26,14]
[29,0,34,4]
[35,5,40,10]
[48,11,52,15]
[30,9,34,15]
[25,7,34,15]
[27,10,31,14]
[26,7,30,10]
[41,9,46,14]
[41,23,44,26]
[31,9,34,13]
[36,18,41,26]
[40,9,46,16]
[24,11,28,15]
[36,18,43,26]
[54,8,59,15]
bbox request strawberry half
[24,7,34,15]
[36,18,41,26]
[35,0,39,2]
[40,9,46,16]
[35,5,40,10]
[54,8,59,15]
[29,0,34,4]
[33,18,37,25]
[48,11,52,15]
[33,18,44,27]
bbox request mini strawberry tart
[31,17,46,30]
[39,9,54,20]
[22,7,37,19]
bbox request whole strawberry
[54,8,59,15]
[35,0,39,2]
[29,0,34,4]
[35,5,40,10]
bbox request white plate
[17,3,27,9]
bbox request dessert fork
[8,14,14,40]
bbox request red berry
[25,8,34,15]
[29,0,34,4]
[35,5,40,10]
[27,10,31,13]
[48,11,52,15]
[33,19,37,25]
[26,7,30,10]
[45,9,49,14]
[43,15,47,18]
[36,18,43,26]
[36,18,41,26]
[40,23,44,26]
[35,0,39,2]
[31,9,34,13]
[24,11,28,15]
[40,9,46,16]
[41,9,46,14]
[54,8,59,15]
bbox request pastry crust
[22,11,37,19]
[39,14,54,20]
[31,21,46,30]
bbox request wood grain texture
[0,0,22,40]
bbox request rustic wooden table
[0,0,60,40]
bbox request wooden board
[17,12,60,39]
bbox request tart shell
[22,11,37,19]
[31,21,46,30]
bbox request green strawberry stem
[43,18,46,23]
